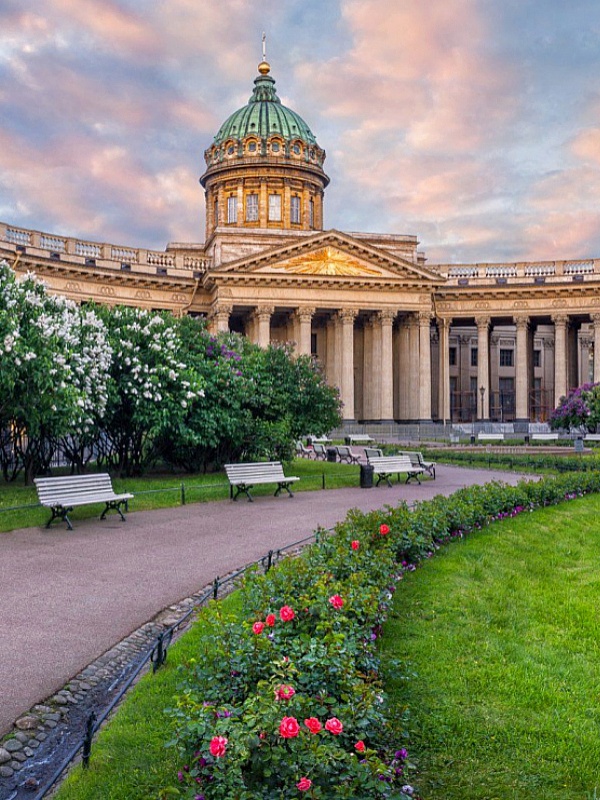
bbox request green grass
[381,494,600,799]
[54,593,242,800]
[0,458,359,533]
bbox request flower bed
[168,471,600,799]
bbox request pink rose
[379,523,390,535]
[275,684,296,701]
[351,540,360,550]
[297,777,312,791]
[279,605,295,622]
[329,594,344,609]
[279,716,300,738]
[252,621,264,634]
[355,740,366,752]
[304,717,322,734]
[265,613,276,627]
[325,717,343,735]
[209,735,228,757]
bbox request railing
[0,221,212,275]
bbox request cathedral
[2,55,600,428]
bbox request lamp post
[480,385,486,420]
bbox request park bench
[34,473,134,531]
[307,435,332,445]
[344,434,374,445]
[312,443,328,460]
[225,461,299,502]
[583,434,600,444]
[477,433,504,442]
[401,451,436,479]
[530,433,559,442]
[335,445,361,464]
[295,441,314,458]
[364,447,384,459]
[366,455,425,486]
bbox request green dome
[213,66,318,146]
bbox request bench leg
[274,482,294,498]
[101,500,127,522]
[232,484,253,502]
[375,473,393,488]
[46,506,74,531]
[405,472,421,485]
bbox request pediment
[211,230,443,284]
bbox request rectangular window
[499,349,514,367]
[309,198,314,228]
[214,199,219,225]
[449,346,457,366]
[246,193,258,222]
[291,195,301,224]
[533,349,541,368]
[311,332,318,355]
[227,196,237,224]
[471,347,478,367]
[268,193,282,221]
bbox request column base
[359,419,396,425]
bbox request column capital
[514,316,530,332]
[253,304,274,321]
[476,315,491,330]
[591,313,600,326]
[336,308,357,324]
[377,309,397,324]
[417,311,432,325]
[292,306,315,322]
[209,302,232,319]
[436,316,451,331]
[552,313,568,325]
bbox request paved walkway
[0,465,530,735]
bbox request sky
[2,0,600,265]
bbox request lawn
[382,494,600,799]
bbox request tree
[0,261,111,482]
[549,382,600,432]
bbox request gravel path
[0,465,530,736]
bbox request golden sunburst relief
[277,247,382,276]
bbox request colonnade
[208,304,600,423]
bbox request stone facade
[2,60,600,425]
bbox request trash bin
[574,436,584,453]
[360,463,374,488]
[326,447,338,463]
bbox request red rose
[265,613,276,627]
[275,684,296,701]
[325,717,343,735]
[351,540,360,550]
[297,777,312,791]
[304,717,322,734]
[279,716,300,738]
[379,523,390,535]
[279,605,295,622]
[252,621,264,634]
[355,740,366,752]
[328,594,344,609]
[209,735,228,757]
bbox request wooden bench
[335,445,361,464]
[295,441,314,458]
[531,433,559,442]
[312,443,328,461]
[345,434,374,445]
[34,473,134,531]
[401,451,436,479]
[364,447,383,459]
[225,461,299,502]
[477,433,504,442]
[367,455,425,486]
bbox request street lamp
[479,385,486,420]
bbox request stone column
[325,317,338,388]
[362,317,376,421]
[407,315,420,420]
[259,180,267,227]
[553,313,568,404]
[292,307,314,356]
[515,316,530,421]
[337,309,357,421]
[418,312,432,421]
[253,305,273,348]
[209,303,232,334]
[397,318,410,421]
[592,314,600,382]
[437,317,451,423]
[476,316,491,419]
[378,310,395,422]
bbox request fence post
[264,550,273,573]
[213,577,220,600]
[82,712,97,769]
[181,482,186,505]
[322,472,325,490]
